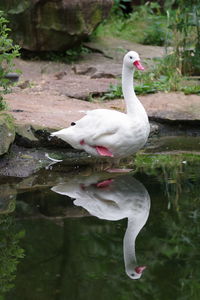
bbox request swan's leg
[95,146,114,157]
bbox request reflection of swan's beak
[135,266,146,274]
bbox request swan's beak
[133,60,145,70]
[135,266,146,274]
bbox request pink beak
[133,60,145,70]
[135,266,146,274]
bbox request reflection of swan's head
[127,265,146,280]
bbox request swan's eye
[129,56,133,59]
[71,122,76,126]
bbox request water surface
[1,154,200,300]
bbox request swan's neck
[123,218,144,274]
[122,66,146,117]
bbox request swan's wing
[75,109,125,141]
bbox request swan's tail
[50,128,74,143]
[50,129,64,138]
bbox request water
[1,154,200,300]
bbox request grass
[181,85,200,95]
[134,152,200,209]
[94,3,170,46]
[134,152,200,171]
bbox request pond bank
[1,38,200,176]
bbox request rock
[149,122,159,137]
[0,144,104,177]
[54,71,67,80]
[91,72,116,79]
[72,65,97,76]
[17,80,30,89]
[32,125,72,148]
[84,37,165,60]
[15,124,39,147]
[4,73,20,83]
[0,0,113,51]
[0,113,15,156]
[0,184,16,214]
[15,124,72,148]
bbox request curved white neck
[123,217,146,275]
[122,65,146,118]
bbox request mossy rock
[0,184,16,214]
[0,113,15,156]
[15,124,39,147]
[0,0,113,51]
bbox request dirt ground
[5,38,200,130]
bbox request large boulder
[0,0,113,51]
[0,113,15,156]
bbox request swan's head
[123,51,144,70]
[127,265,146,280]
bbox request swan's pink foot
[96,179,114,188]
[95,146,113,157]
[106,168,133,173]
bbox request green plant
[141,17,168,46]
[167,0,200,75]
[112,0,132,16]
[65,46,91,63]
[101,84,123,100]
[0,215,25,295]
[181,85,200,95]
[94,2,169,46]
[0,11,20,110]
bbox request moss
[0,113,15,155]
[0,0,112,51]
[0,113,15,132]
[16,125,38,142]
[38,2,64,32]
[0,197,16,214]
[89,5,102,32]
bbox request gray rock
[15,124,39,147]
[0,113,15,156]
[0,184,16,214]
[91,72,116,79]
[72,65,97,76]
[0,0,113,51]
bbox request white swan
[51,173,151,279]
[51,51,150,158]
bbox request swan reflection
[51,173,150,280]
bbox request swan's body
[51,173,151,279]
[51,51,150,158]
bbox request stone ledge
[0,113,15,156]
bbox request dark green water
[1,154,200,300]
